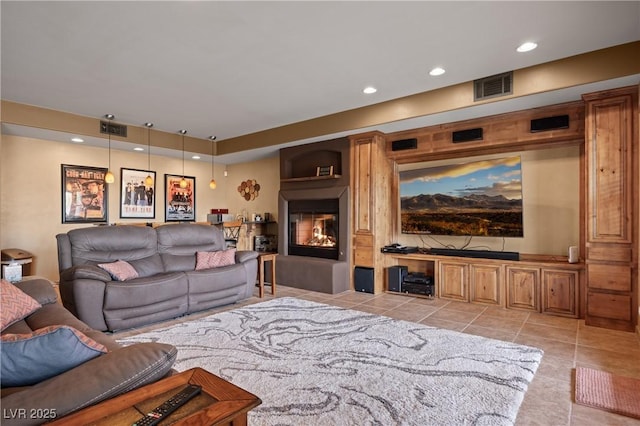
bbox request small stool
[258,253,277,298]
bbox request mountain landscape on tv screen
[399,156,524,237]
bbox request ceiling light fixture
[104,114,115,184]
[517,42,537,53]
[363,86,377,94]
[192,155,201,160]
[134,147,144,152]
[178,129,188,189]
[71,137,84,143]
[429,67,446,76]
[144,122,154,186]
[209,136,217,189]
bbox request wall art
[61,164,109,224]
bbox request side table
[258,252,277,298]
[48,367,261,425]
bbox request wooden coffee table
[49,367,261,425]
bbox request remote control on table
[132,384,202,426]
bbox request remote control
[132,384,202,426]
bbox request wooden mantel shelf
[280,174,342,183]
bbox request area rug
[119,297,543,425]
[575,367,640,420]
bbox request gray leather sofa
[1,278,177,426]
[56,223,258,331]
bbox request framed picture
[165,174,196,222]
[316,165,334,176]
[61,164,109,224]
[120,168,156,219]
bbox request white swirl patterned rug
[119,297,543,426]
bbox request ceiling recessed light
[71,137,84,143]
[517,42,537,53]
[192,155,201,160]
[429,67,445,76]
[133,147,144,151]
[363,86,377,94]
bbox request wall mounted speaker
[530,115,569,132]
[391,138,418,151]
[452,128,483,143]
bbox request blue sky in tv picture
[399,156,524,237]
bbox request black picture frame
[165,174,196,222]
[61,164,109,224]
[120,168,156,219]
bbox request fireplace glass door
[288,199,339,260]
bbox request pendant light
[178,130,188,189]
[209,136,217,189]
[144,122,154,186]
[104,114,115,184]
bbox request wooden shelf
[280,174,342,183]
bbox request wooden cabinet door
[541,268,578,317]
[439,261,468,301]
[506,266,539,312]
[584,92,633,244]
[470,263,502,306]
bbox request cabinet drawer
[587,245,632,262]
[587,292,631,321]
[587,264,631,292]
[354,233,374,247]
[354,247,374,267]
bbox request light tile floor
[115,285,640,426]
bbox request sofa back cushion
[156,224,226,255]
[66,225,158,266]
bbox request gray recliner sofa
[56,223,258,331]
[1,278,177,426]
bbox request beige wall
[398,146,581,256]
[0,135,281,281]
[0,135,580,283]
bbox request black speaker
[354,266,374,293]
[387,265,408,292]
[530,115,569,132]
[391,138,418,151]
[452,127,483,143]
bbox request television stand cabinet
[385,252,585,318]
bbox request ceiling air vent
[100,121,128,137]
[474,71,513,101]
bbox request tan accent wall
[0,135,280,281]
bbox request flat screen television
[399,156,523,237]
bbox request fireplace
[288,199,339,260]
[277,137,351,294]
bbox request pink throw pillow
[1,279,42,331]
[97,260,139,281]
[195,249,236,271]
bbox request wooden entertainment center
[349,85,638,332]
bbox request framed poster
[165,174,196,222]
[120,168,156,219]
[61,164,109,224]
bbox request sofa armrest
[236,250,258,264]
[58,268,110,331]
[60,265,111,282]
[0,343,177,426]
[14,278,58,306]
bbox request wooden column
[350,131,394,293]
[583,86,638,332]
